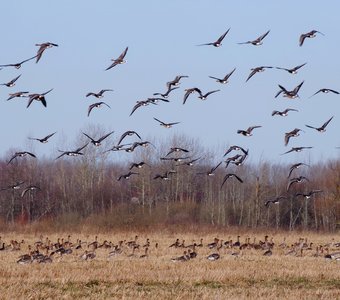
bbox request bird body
[237,126,262,136]
[88,102,110,116]
[305,116,333,132]
[299,30,324,46]
[35,42,58,63]
[105,47,128,70]
[197,28,230,47]
[153,117,180,128]
[238,30,270,46]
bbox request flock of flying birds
[0,29,339,207]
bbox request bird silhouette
[238,30,270,45]
[276,63,307,74]
[35,42,58,63]
[27,89,53,108]
[153,117,180,128]
[1,75,21,87]
[209,68,236,84]
[305,117,333,133]
[246,66,272,82]
[105,47,128,70]
[88,102,111,116]
[197,28,230,47]
[29,132,56,143]
[86,89,113,98]
[299,30,324,46]
[82,131,114,146]
[237,126,262,136]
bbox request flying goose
[129,161,149,170]
[153,86,179,98]
[183,87,202,104]
[272,108,298,117]
[56,143,88,159]
[224,145,248,156]
[281,147,313,155]
[0,181,25,191]
[118,131,142,145]
[287,176,309,191]
[160,156,190,162]
[29,132,56,143]
[299,30,324,47]
[197,28,230,47]
[129,100,156,116]
[309,89,339,98]
[305,116,333,132]
[275,81,304,99]
[176,157,201,167]
[7,151,36,165]
[166,75,188,89]
[221,173,243,188]
[276,63,307,74]
[1,74,21,87]
[287,162,309,178]
[197,162,222,176]
[105,47,128,70]
[27,89,53,108]
[0,56,36,69]
[35,42,58,63]
[198,89,220,100]
[166,147,189,156]
[284,128,303,146]
[153,117,180,128]
[264,195,287,207]
[88,102,111,116]
[295,190,323,199]
[209,68,236,84]
[153,170,176,180]
[83,131,114,146]
[237,126,262,136]
[238,30,270,46]
[246,66,273,82]
[7,91,29,101]
[21,185,41,198]
[117,171,139,181]
[86,89,113,98]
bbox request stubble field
[0,229,339,299]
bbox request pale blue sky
[0,1,339,163]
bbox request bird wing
[82,132,94,142]
[7,153,18,164]
[75,143,89,152]
[42,88,53,96]
[216,28,230,43]
[204,90,220,97]
[129,102,143,116]
[26,152,36,158]
[258,30,270,41]
[299,34,307,46]
[98,131,114,142]
[305,124,317,130]
[118,47,128,60]
[153,117,164,125]
[321,116,333,129]
[44,132,57,140]
[246,69,258,82]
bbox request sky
[0,1,339,164]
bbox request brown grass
[0,229,340,299]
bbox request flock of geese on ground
[0,30,339,206]
[0,234,339,264]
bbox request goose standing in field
[207,253,220,261]
[238,30,270,45]
[35,42,58,63]
[80,250,96,260]
[197,28,230,47]
[105,47,128,70]
[171,251,190,262]
[299,30,324,46]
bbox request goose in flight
[275,81,304,99]
[246,66,272,82]
[7,91,29,101]
[221,173,243,188]
[83,131,114,146]
[224,145,248,156]
[272,108,298,117]
[183,87,202,104]
[197,28,230,47]
[153,170,176,180]
[198,90,220,100]
[129,161,149,170]
[117,171,139,181]
[56,143,88,160]
[129,100,156,116]
[287,176,309,191]
[305,116,333,133]
[238,30,270,46]
[88,102,111,116]
[29,132,56,143]
[0,56,36,69]
[153,86,179,98]
[0,181,25,191]
[309,88,339,98]
[265,195,287,207]
[176,157,201,167]
[237,126,262,136]
[27,89,53,108]
[35,42,58,63]
[105,47,128,70]
[166,75,188,89]
[166,147,189,156]
[1,75,21,87]
[86,89,113,98]
[285,128,303,146]
[281,146,313,155]
[21,185,41,198]
[118,131,142,145]
[295,190,323,199]
[153,117,180,128]
[276,63,307,74]
[299,30,324,46]
[209,68,236,84]
[287,162,309,178]
[8,151,36,165]
[197,162,221,176]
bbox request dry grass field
[0,228,340,299]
